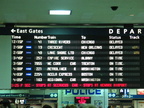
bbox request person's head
[108,106,111,108]
[66,104,76,108]
[70,104,76,108]
[87,104,96,108]
[43,105,52,108]
[79,104,96,108]
[66,105,70,108]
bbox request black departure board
[8,28,144,88]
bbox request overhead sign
[50,93,58,98]
[0,27,144,88]
[65,89,102,96]
[108,93,116,98]
[0,93,28,97]
[75,97,91,104]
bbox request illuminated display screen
[137,89,144,95]
[1,27,143,88]
[75,97,91,104]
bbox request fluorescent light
[49,10,71,15]
[129,14,134,16]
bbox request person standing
[0,98,11,108]
[42,105,52,108]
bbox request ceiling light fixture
[49,10,71,15]
[129,14,134,16]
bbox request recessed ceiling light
[49,10,71,15]
[129,14,134,16]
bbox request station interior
[0,0,144,108]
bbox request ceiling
[0,0,144,26]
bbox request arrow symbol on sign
[108,93,112,97]
[19,94,22,97]
[11,29,16,33]
[54,93,58,97]
[112,93,116,97]
[50,94,54,97]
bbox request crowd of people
[43,104,97,108]
[0,98,134,108]
[65,104,96,108]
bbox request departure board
[7,28,144,88]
